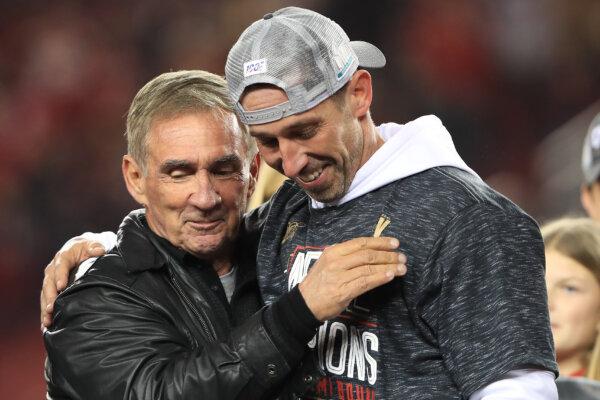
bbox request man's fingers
[87,242,106,257]
[42,275,58,309]
[42,239,106,327]
[40,288,48,329]
[324,249,406,271]
[328,236,399,257]
[53,254,70,292]
[341,263,406,286]
[41,267,58,328]
[351,249,406,269]
[54,240,105,291]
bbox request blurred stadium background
[1,0,599,397]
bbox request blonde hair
[126,70,257,173]
[542,217,600,380]
[589,333,600,381]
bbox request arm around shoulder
[44,270,292,400]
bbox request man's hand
[40,238,106,328]
[298,237,407,321]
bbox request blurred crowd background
[1,0,599,397]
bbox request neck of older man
[187,251,233,277]
[144,215,235,277]
[212,260,233,277]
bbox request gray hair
[126,70,257,173]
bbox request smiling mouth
[187,220,222,231]
[298,166,324,183]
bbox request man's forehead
[240,85,289,112]
[151,110,240,138]
[248,114,323,137]
[244,97,327,137]
[148,111,244,156]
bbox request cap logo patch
[336,55,354,80]
[591,126,600,150]
[243,58,267,77]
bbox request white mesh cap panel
[225,6,385,125]
[582,113,600,184]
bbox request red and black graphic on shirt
[287,246,381,400]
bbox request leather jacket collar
[115,210,258,290]
[116,209,167,273]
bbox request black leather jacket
[44,210,311,399]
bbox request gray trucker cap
[582,113,600,184]
[225,6,386,125]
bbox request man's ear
[122,155,148,206]
[347,69,373,119]
[246,153,261,200]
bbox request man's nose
[279,139,308,179]
[189,170,222,210]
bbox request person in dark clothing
[42,70,406,400]
[224,7,557,399]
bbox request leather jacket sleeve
[44,278,291,400]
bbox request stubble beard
[307,145,362,203]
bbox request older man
[43,70,405,400]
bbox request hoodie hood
[311,115,479,209]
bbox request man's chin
[300,169,349,203]
[181,236,228,259]
[305,185,345,203]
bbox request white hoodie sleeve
[70,231,118,281]
[469,369,557,400]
